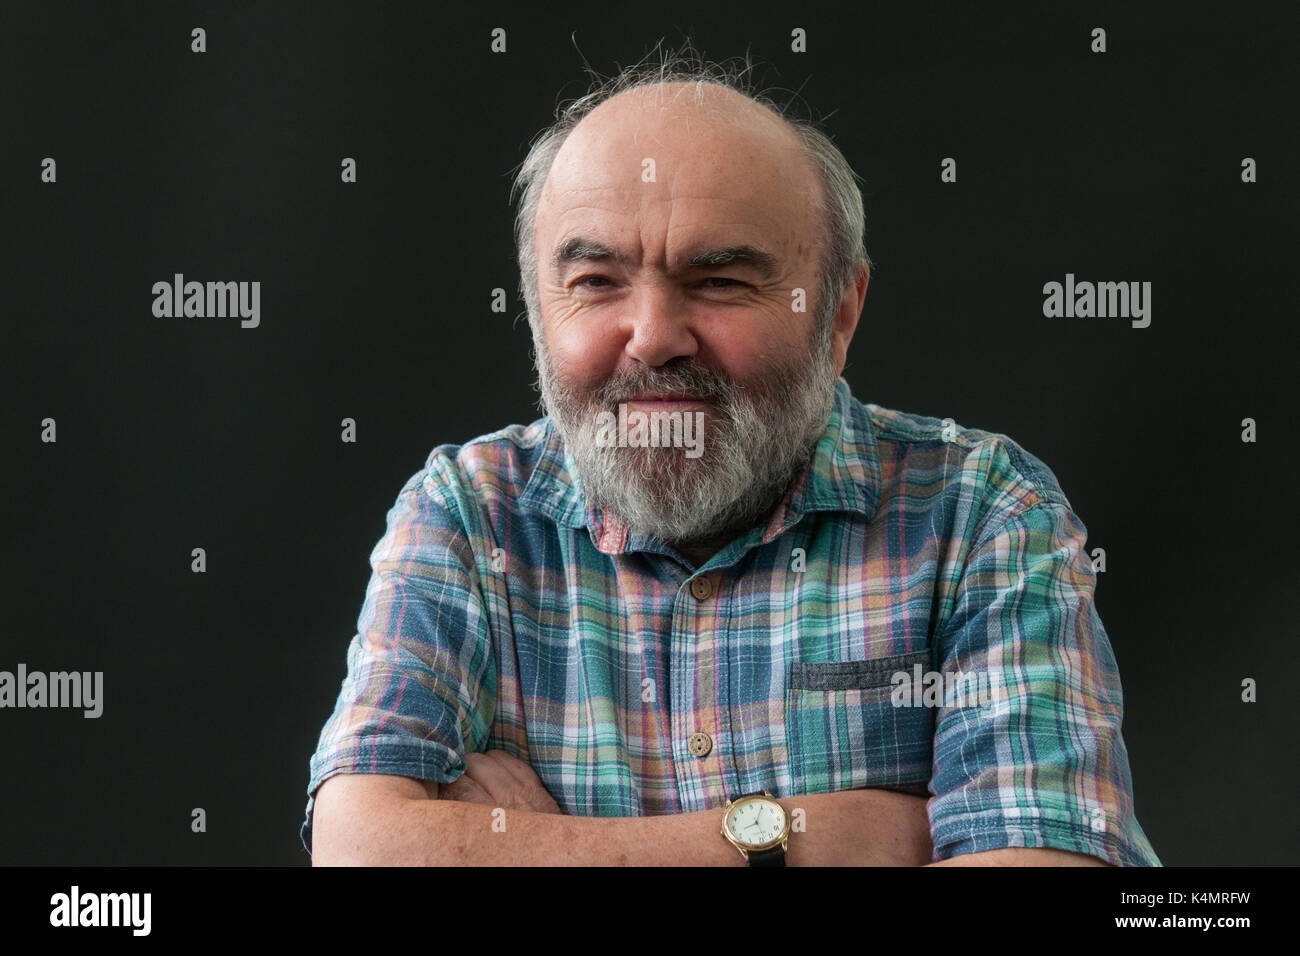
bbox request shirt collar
[518,377,881,556]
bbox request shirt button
[689,576,714,601]
[688,732,713,757]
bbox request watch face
[725,798,787,849]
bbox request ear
[830,259,869,376]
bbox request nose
[621,283,699,368]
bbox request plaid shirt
[301,378,1160,865]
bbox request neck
[668,513,764,567]
[675,541,723,567]
[665,472,806,567]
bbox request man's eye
[700,277,745,288]
[574,276,612,288]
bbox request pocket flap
[788,648,931,691]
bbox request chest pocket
[785,649,935,795]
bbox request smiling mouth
[624,393,709,403]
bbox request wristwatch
[721,790,791,866]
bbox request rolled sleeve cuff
[300,735,465,856]
[932,807,1162,867]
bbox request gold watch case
[720,790,791,856]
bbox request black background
[1,1,1296,865]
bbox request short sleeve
[299,461,496,855]
[928,500,1161,866]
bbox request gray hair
[508,41,873,349]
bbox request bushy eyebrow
[685,245,780,279]
[551,236,780,282]
[552,238,631,276]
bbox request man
[302,55,1160,866]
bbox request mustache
[592,362,736,406]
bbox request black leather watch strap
[746,845,786,867]
[732,791,787,867]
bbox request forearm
[925,848,1112,866]
[317,787,933,866]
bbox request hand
[441,749,564,814]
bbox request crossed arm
[310,752,1110,867]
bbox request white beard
[532,328,838,547]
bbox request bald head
[559,80,817,183]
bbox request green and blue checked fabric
[301,378,1160,865]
